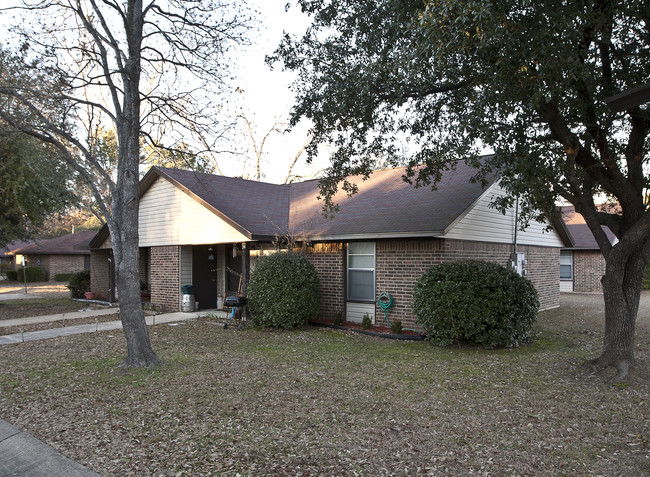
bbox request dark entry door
[192,245,218,310]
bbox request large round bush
[413,260,539,348]
[247,252,320,328]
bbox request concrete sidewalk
[0,419,100,476]
[0,308,118,329]
[0,307,230,475]
[0,293,43,302]
[0,309,228,345]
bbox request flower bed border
[309,321,426,341]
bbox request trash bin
[181,284,194,295]
[181,294,195,312]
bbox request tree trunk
[110,0,160,369]
[591,251,645,382]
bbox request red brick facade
[573,250,605,293]
[90,250,112,301]
[304,243,345,320]
[304,238,560,331]
[150,246,180,312]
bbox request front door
[192,245,218,310]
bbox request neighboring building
[560,206,617,293]
[0,240,37,271]
[90,162,571,329]
[10,231,95,281]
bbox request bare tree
[0,0,250,367]
[237,112,314,183]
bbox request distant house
[0,240,37,270]
[10,231,95,281]
[90,161,571,329]
[560,206,617,293]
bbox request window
[560,250,573,280]
[347,242,375,301]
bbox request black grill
[224,296,247,307]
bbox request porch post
[241,242,249,295]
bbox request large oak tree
[273,0,650,381]
[0,0,250,367]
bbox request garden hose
[377,292,420,333]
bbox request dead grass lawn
[0,294,648,476]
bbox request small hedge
[17,266,47,282]
[55,273,74,282]
[6,270,18,281]
[413,260,539,348]
[643,264,650,290]
[247,252,320,328]
[68,269,90,298]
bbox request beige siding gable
[443,182,564,247]
[139,177,249,247]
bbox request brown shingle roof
[561,206,617,249]
[0,240,37,257]
[92,160,505,247]
[289,163,497,238]
[153,168,290,238]
[153,160,497,240]
[12,231,95,255]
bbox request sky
[222,1,330,184]
[0,0,327,185]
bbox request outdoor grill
[224,296,247,308]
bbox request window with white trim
[347,242,375,301]
[560,250,573,280]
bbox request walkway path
[0,306,228,475]
[0,308,227,345]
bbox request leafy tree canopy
[0,127,76,246]
[274,0,650,381]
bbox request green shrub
[17,266,47,282]
[362,313,372,329]
[68,269,90,298]
[247,252,320,328]
[55,273,74,282]
[390,320,403,334]
[6,270,18,281]
[643,264,650,290]
[0,263,12,273]
[413,260,539,348]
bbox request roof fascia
[442,178,500,235]
[89,224,110,249]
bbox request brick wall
[24,254,88,281]
[376,239,560,330]
[151,246,180,312]
[90,250,111,300]
[304,238,560,331]
[303,242,345,320]
[573,250,605,292]
[47,255,87,280]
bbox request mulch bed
[310,319,426,340]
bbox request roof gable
[153,167,289,238]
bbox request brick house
[560,206,617,293]
[90,163,571,329]
[9,231,94,281]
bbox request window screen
[347,242,375,301]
